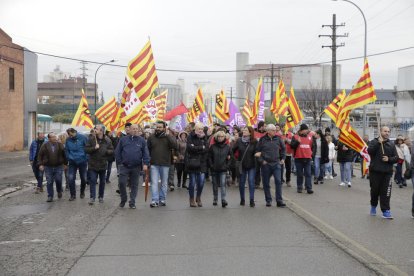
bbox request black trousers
[285,156,292,182]
[370,171,392,211]
[175,163,187,186]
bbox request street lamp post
[94,59,115,124]
[333,0,367,136]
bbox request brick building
[0,28,24,151]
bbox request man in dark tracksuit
[368,126,398,219]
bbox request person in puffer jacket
[209,130,231,208]
[65,128,88,201]
[175,131,188,189]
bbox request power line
[1,43,414,73]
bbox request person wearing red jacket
[282,129,294,187]
[290,124,314,194]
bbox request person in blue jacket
[115,124,150,209]
[29,133,45,193]
[65,128,88,201]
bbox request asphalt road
[0,155,412,275]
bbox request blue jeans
[119,165,140,205]
[89,169,106,199]
[188,172,205,198]
[314,157,325,180]
[325,160,333,175]
[45,166,63,198]
[339,162,352,183]
[411,174,414,210]
[150,165,169,203]
[261,163,283,203]
[295,159,312,191]
[239,167,256,201]
[212,171,227,201]
[106,161,113,182]
[68,161,87,197]
[32,162,44,188]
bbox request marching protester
[312,129,329,185]
[283,127,294,187]
[368,126,398,219]
[29,132,45,193]
[255,124,286,207]
[147,121,177,207]
[324,135,336,179]
[290,124,314,194]
[57,132,70,190]
[233,126,257,207]
[209,130,231,207]
[65,128,88,201]
[175,131,189,189]
[115,124,150,209]
[105,130,118,184]
[254,121,266,189]
[337,139,354,188]
[84,125,114,205]
[394,135,410,188]
[325,127,338,178]
[37,132,67,202]
[186,122,209,207]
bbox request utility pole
[80,61,88,100]
[319,14,348,101]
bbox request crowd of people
[29,120,414,218]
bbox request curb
[285,196,408,276]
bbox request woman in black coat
[185,123,209,207]
[312,129,329,184]
[232,126,257,207]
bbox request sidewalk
[0,150,33,190]
[283,174,413,276]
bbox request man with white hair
[255,124,286,207]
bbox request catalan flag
[71,89,93,129]
[188,88,205,122]
[271,80,288,121]
[242,97,255,127]
[208,113,214,126]
[284,87,304,132]
[336,59,376,135]
[122,102,150,126]
[144,90,168,122]
[127,41,159,104]
[338,126,370,175]
[215,90,230,122]
[251,77,264,125]
[324,90,346,123]
[108,104,122,131]
[95,96,117,129]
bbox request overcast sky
[1,0,414,101]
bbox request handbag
[187,157,201,170]
[238,144,250,174]
[404,168,412,180]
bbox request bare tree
[297,83,331,125]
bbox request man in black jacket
[147,121,177,207]
[255,124,286,207]
[368,126,398,219]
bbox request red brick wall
[0,29,24,151]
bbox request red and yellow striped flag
[127,41,159,104]
[215,90,230,122]
[271,80,288,121]
[95,96,117,129]
[71,89,93,129]
[284,87,304,132]
[242,97,255,126]
[144,90,168,122]
[189,88,205,122]
[208,113,214,126]
[251,77,263,125]
[324,90,346,123]
[122,104,150,126]
[338,126,370,175]
[336,59,376,135]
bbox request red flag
[164,102,189,121]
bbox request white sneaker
[329,175,333,179]
[339,182,346,186]
[324,176,328,179]
[347,182,352,187]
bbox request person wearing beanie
[290,124,314,194]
